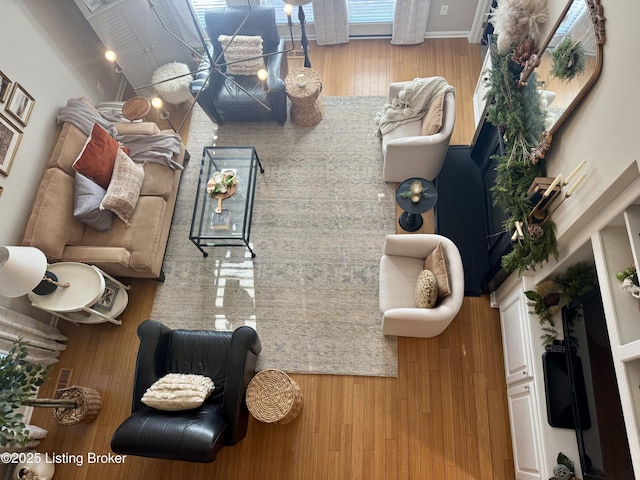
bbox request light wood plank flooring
[30,38,515,479]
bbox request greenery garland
[483,37,559,273]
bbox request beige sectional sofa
[23,121,186,280]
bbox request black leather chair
[190,5,289,125]
[110,320,261,463]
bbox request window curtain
[391,0,430,45]
[312,0,349,46]
[0,306,67,366]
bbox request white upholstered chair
[379,234,464,338]
[381,82,456,183]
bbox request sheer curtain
[391,0,430,45]
[0,306,67,366]
[312,0,349,45]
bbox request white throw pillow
[218,35,265,75]
[141,373,215,411]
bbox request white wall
[0,0,120,315]
[427,0,479,36]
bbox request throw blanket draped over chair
[375,76,454,137]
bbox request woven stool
[246,369,303,424]
[285,67,323,126]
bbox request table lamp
[0,246,67,297]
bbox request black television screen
[562,290,634,479]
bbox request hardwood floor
[30,38,515,479]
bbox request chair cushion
[141,373,215,411]
[72,123,121,189]
[218,35,265,75]
[420,91,445,136]
[100,149,145,225]
[73,172,114,232]
[414,269,438,308]
[423,242,451,299]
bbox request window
[189,0,396,31]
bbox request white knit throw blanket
[375,77,454,137]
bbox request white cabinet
[507,383,545,480]
[72,0,199,92]
[498,283,548,480]
[499,288,534,385]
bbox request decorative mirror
[518,0,606,162]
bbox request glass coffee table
[190,147,264,257]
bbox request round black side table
[395,178,438,232]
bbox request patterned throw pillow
[424,242,451,299]
[100,149,144,225]
[218,35,265,75]
[414,269,438,308]
[141,373,215,411]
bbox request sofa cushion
[72,123,121,189]
[141,373,215,411]
[421,91,445,136]
[414,269,438,308]
[22,168,84,261]
[423,242,451,299]
[73,173,114,232]
[141,163,176,199]
[100,149,145,225]
[218,35,265,75]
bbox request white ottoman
[151,62,193,105]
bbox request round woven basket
[246,369,303,424]
[53,386,102,425]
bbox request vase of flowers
[207,170,238,213]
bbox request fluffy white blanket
[375,77,454,137]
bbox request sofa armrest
[114,122,161,136]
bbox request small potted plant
[616,264,640,300]
[525,279,562,345]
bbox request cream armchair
[379,234,464,337]
[381,83,456,183]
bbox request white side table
[28,262,130,325]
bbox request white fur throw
[218,35,265,75]
[151,62,193,105]
[490,0,549,54]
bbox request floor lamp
[286,0,313,68]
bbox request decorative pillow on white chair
[141,373,215,411]
[218,35,265,75]
[414,269,438,308]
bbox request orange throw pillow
[72,123,121,189]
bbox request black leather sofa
[110,320,261,463]
[190,5,289,125]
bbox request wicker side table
[246,369,303,424]
[285,67,323,126]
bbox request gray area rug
[151,97,398,377]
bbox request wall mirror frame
[517,0,606,163]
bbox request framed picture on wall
[6,83,34,127]
[0,113,22,176]
[0,71,11,103]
